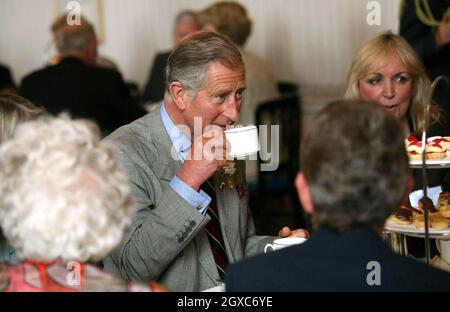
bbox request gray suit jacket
[103,105,272,291]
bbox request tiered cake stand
[385,78,450,264]
[384,137,450,263]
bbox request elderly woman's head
[0,115,134,262]
[345,31,436,134]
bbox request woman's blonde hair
[344,30,439,134]
[0,93,43,144]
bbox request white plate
[409,136,450,167]
[385,219,450,238]
[201,283,225,292]
[409,157,450,168]
[409,186,442,209]
[409,157,450,166]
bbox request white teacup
[224,125,259,157]
[436,239,450,263]
[264,237,307,253]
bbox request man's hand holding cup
[177,125,232,191]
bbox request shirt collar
[161,101,191,162]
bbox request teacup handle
[264,244,274,253]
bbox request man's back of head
[300,99,409,233]
[51,14,97,64]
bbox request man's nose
[224,99,240,122]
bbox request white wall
[0,0,400,98]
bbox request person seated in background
[141,10,200,109]
[400,0,450,123]
[0,114,167,292]
[20,14,146,136]
[0,93,43,265]
[344,31,450,258]
[0,64,17,94]
[198,1,279,127]
[48,15,118,70]
[345,30,450,194]
[225,99,450,292]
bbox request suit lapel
[148,106,182,181]
[195,230,221,283]
[195,174,238,283]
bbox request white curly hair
[0,114,134,262]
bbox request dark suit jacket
[226,227,450,291]
[141,51,171,104]
[20,57,145,135]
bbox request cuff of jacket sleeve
[170,175,211,215]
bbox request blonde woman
[345,30,449,258]
[344,30,445,136]
[0,115,166,291]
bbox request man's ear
[85,36,97,65]
[295,172,314,215]
[169,81,187,110]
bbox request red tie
[202,179,229,280]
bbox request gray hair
[52,14,96,53]
[165,31,244,100]
[0,114,134,262]
[175,10,199,24]
[301,99,409,233]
